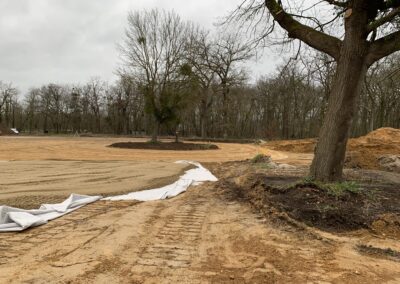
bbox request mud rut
[136,198,208,269]
[0,185,399,283]
[0,201,136,265]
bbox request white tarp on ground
[0,161,217,232]
[103,161,218,201]
[0,194,102,232]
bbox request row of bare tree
[1,51,399,138]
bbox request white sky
[0,0,281,96]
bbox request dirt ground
[0,135,399,283]
[1,183,399,283]
[0,160,188,209]
[264,128,400,170]
[0,136,260,162]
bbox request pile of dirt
[214,161,400,233]
[264,128,400,171]
[264,138,317,153]
[109,142,219,151]
[370,214,400,239]
[346,128,400,171]
[355,127,400,143]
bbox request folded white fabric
[103,160,218,201]
[0,194,102,232]
[0,161,218,232]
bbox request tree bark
[310,4,369,181]
[151,117,160,143]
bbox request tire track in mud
[0,201,137,265]
[136,197,208,269]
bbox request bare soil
[0,135,399,282]
[264,128,400,171]
[0,136,259,162]
[0,160,189,209]
[211,160,400,233]
[109,141,219,151]
[1,181,399,283]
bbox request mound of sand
[264,128,400,171]
[347,128,400,170]
[355,127,400,144]
[264,138,317,153]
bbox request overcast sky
[0,0,280,96]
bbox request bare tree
[207,32,253,138]
[232,0,400,181]
[0,82,18,126]
[119,9,194,142]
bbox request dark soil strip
[356,244,400,262]
[109,142,219,151]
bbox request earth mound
[109,142,219,151]
[264,128,400,171]
[214,161,400,233]
[347,127,400,170]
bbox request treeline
[1,53,399,139]
[1,10,399,139]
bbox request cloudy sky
[0,0,280,96]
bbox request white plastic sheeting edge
[0,194,102,232]
[0,161,217,232]
[103,161,218,201]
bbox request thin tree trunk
[151,118,160,143]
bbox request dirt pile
[109,141,219,151]
[265,138,317,153]
[264,128,400,171]
[371,214,400,239]
[214,161,400,233]
[347,128,400,170]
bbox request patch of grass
[250,154,274,169]
[201,143,218,150]
[282,177,362,197]
[251,154,271,164]
[323,181,361,196]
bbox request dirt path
[1,184,399,283]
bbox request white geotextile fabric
[0,194,102,232]
[0,161,217,232]
[103,161,218,201]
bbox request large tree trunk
[310,4,369,182]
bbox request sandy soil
[0,136,262,208]
[263,128,400,170]
[0,135,399,283]
[0,184,399,283]
[0,136,261,162]
[0,160,187,209]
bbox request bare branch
[323,0,349,8]
[367,30,400,65]
[368,7,400,32]
[264,0,342,60]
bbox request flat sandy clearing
[0,136,261,208]
[0,136,262,209]
[2,136,398,283]
[0,160,187,208]
[0,136,260,162]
